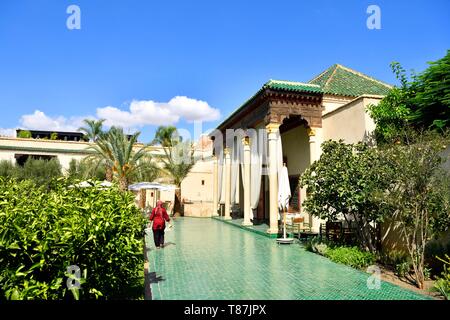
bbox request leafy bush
[0,160,16,178]
[324,246,377,269]
[431,254,450,300]
[300,141,393,252]
[67,159,106,182]
[17,158,62,187]
[0,177,146,300]
[395,261,411,278]
[17,130,31,139]
[425,237,450,276]
[380,249,410,267]
[305,238,330,255]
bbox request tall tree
[87,127,149,191]
[152,126,181,147]
[154,127,195,216]
[380,130,450,289]
[368,50,450,144]
[78,119,106,142]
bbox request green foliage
[380,250,410,268]
[128,155,160,183]
[305,237,329,255]
[306,238,376,269]
[0,178,146,300]
[410,51,450,130]
[158,139,197,215]
[0,160,16,178]
[395,261,412,278]
[299,140,392,252]
[0,158,62,188]
[431,254,450,300]
[325,246,376,269]
[368,51,450,144]
[50,132,58,140]
[425,237,450,276]
[152,126,181,147]
[17,130,31,139]
[379,131,450,288]
[78,119,105,142]
[18,158,62,187]
[67,159,106,182]
[87,127,149,191]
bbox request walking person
[149,200,172,249]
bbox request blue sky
[0,0,449,142]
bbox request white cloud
[11,96,220,134]
[96,96,220,128]
[167,96,221,122]
[19,110,92,132]
[0,128,16,137]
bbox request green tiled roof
[216,65,392,130]
[309,64,392,97]
[263,80,322,94]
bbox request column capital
[224,147,231,155]
[242,136,251,146]
[265,122,280,134]
[307,127,316,137]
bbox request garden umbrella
[276,163,293,244]
[69,180,112,189]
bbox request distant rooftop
[16,129,86,141]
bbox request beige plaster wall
[322,96,382,144]
[322,94,354,115]
[280,125,310,176]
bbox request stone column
[242,137,252,226]
[224,148,232,220]
[307,127,317,165]
[266,123,280,234]
[212,155,219,217]
[306,127,322,231]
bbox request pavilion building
[209,64,392,234]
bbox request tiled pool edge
[212,216,278,238]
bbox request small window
[201,180,205,186]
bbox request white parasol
[276,164,294,244]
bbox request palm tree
[152,125,181,147]
[78,119,105,142]
[157,135,196,216]
[87,127,149,191]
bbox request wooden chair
[286,216,304,236]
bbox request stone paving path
[144,217,430,300]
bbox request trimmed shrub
[16,158,62,188]
[324,246,376,269]
[17,130,31,139]
[0,177,146,300]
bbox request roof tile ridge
[336,64,393,88]
[323,64,339,88]
[308,64,337,83]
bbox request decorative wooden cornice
[218,88,323,133]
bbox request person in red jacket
[149,200,171,249]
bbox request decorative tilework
[145,218,430,300]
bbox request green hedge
[0,177,146,300]
[325,246,377,269]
